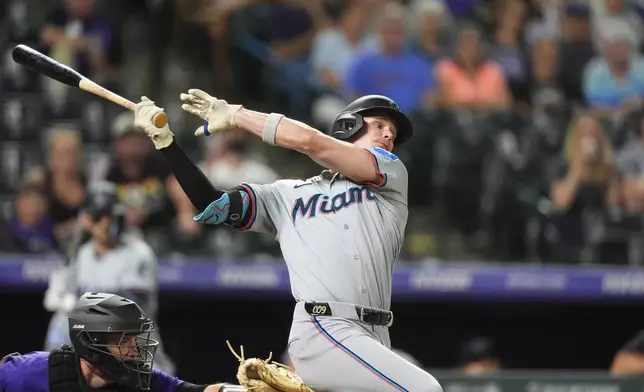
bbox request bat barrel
[12,44,84,87]
[12,44,168,128]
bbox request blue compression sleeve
[193,191,250,225]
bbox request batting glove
[134,96,174,149]
[180,89,242,136]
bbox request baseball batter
[133,92,443,392]
[43,182,175,375]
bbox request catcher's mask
[83,181,125,240]
[68,292,159,390]
[330,95,414,146]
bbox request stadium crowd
[2,0,644,265]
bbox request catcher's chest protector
[49,346,83,392]
[48,346,136,392]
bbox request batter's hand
[134,97,175,149]
[180,89,242,136]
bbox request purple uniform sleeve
[0,359,6,391]
[0,354,189,392]
[151,369,184,392]
[0,352,50,392]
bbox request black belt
[304,302,393,326]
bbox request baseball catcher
[0,292,245,392]
[132,92,443,392]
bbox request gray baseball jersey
[236,146,407,310]
[231,147,441,391]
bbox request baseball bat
[11,44,167,128]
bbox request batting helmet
[83,182,125,239]
[330,95,414,146]
[68,292,159,390]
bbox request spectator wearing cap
[457,337,502,375]
[344,1,437,114]
[559,4,597,104]
[583,20,644,114]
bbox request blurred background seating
[2,0,644,264]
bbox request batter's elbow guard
[193,190,246,226]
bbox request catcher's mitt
[226,341,314,392]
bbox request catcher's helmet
[68,292,159,390]
[83,181,125,239]
[330,95,414,146]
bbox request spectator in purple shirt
[8,183,57,254]
[0,293,241,392]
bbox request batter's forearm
[159,138,224,211]
[159,138,251,227]
[166,176,196,215]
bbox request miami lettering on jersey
[291,185,376,222]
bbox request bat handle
[78,78,168,128]
[123,101,167,128]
